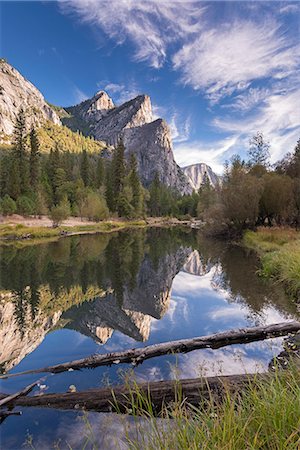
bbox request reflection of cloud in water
[175,338,285,377]
[24,411,166,450]
[173,268,231,300]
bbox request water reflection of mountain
[0,229,297,374]
[0,229,190,372]
[63,247,189,343]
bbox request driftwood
[0,373,268,414]
[1,322,299,380]
[0,380,40,408]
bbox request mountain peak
[182,163,220,190]
[0,60,61,139]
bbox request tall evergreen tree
[96,157,105,188]
[29,127,40,188]
[129,153,142,216]
[12,107,29,194]
[113,140,126,203]
[248,131,270,167]
[105,161,114,211]
[80,149,90,186]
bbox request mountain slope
[0,60,61,140]
[182,163,220,191]
[65,91,192,193]
[0,61,192,193]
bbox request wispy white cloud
[60,0,206,68]
[279,3,300,15]
[174,135,239,174]
[169,113,191,143]
[59,1,300,166]
[172,19,300,102]
[73,85,89,103]
[97,81,141,104]
[213,89,300,162]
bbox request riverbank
[244,227,300,299]
[0,214,196,244]
[126,366,300,449]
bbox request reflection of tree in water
[193,232,298,320]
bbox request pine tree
[113,140,126,212]
[80,149,90,186]
[47,144,61,204]
[96,157,104,188]
[129,153,142,216]
[248,131,270,167]
[12,108,29,194]
[29,127,40,188]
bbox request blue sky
[1,1,300,173]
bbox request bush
[49,197,70,227]
[1,195,17,216]
[16,195,35,216]
[81,192,109,222]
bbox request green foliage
[81,192,109,221]
[126,368,300,450]
[197,175,216,218]
[29,127,40,188]
[16,195,35,216]
[1,194,17,215]
[244,228,300,297]
[37,122,107,154]
[260,173,294,224]
[248,131,270,167]
[49,197,71,227]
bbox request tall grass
[244,228,300,298]
[0,220,147,243]
[126,368,300,450]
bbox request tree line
[0,109,299,231]
[0,108,148,224]
[198,132,300,236]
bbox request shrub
[1,195,17,216]
[16,195,35,216]
[81,192,109,222]
[49,197,70,227]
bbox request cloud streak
[60,0,206,68]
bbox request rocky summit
[66,92,192,193]
[0,61,192,194]
[0,60,61,139]
[182,163,220,190]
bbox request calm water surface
[0,228,298,448]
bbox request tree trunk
[1,322,299,380]
[0,373,269,414]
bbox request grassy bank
[0,220,147,243]
[123,368,300,449]
[243,227,300,298]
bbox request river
[0,228,298,448]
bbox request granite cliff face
[66,92,192,193]
[63,246,190,343]
[0,60,61,139]
[0,61,192,193]
[0,294,62,373]
[182,163,220,191]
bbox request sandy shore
[0,214,103,228]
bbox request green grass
[0,220,147,244]
[124,368,300,450]
[243,228,300,298]
[23,367,300,449]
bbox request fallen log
[0,373,268,414]
[0,380,40,408]
[1,322,299,380]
